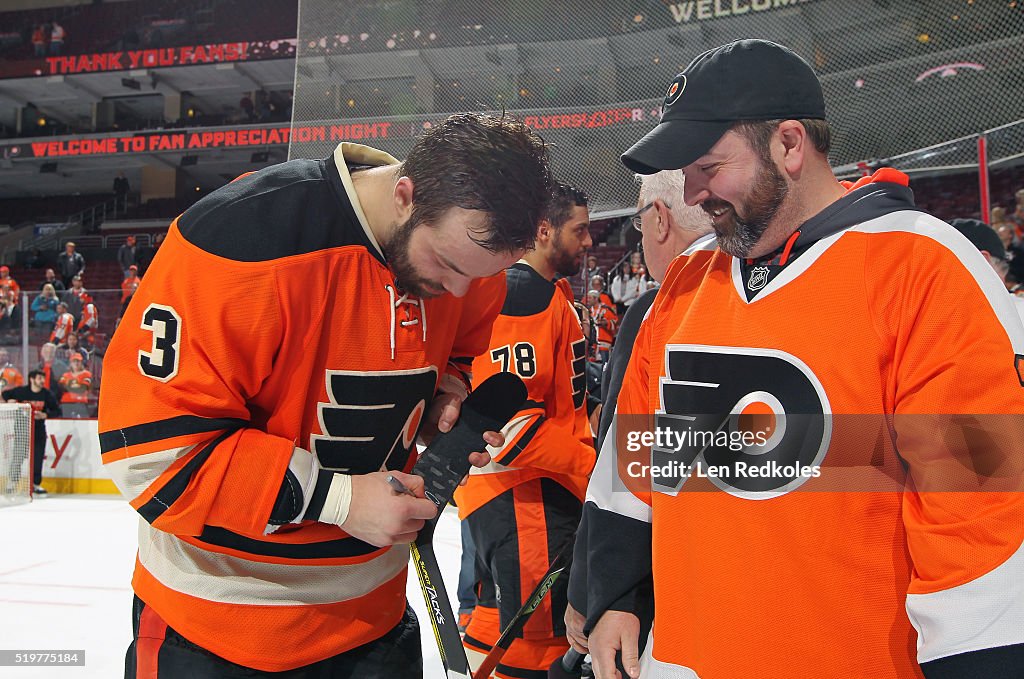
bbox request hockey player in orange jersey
[98,113,552,678]
[581,39,1024,679]
[456,182,598,678]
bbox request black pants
[125,596,422,678]
[32,422,45,485]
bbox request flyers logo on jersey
[652,345,831,498]
[310,367,438,475]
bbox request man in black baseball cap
[584,37,1024,679]
[621,39,826,175]
[949,217,1007,262]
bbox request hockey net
[288,0,1024,217]
[0,403,34,507]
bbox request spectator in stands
[31,24,47,57]
[1010,188,1024,236]
[113,173,131,214]
[586,288,618,363]
[991,206,1015,245]
[59,353,92,419]
[0,348,24,392]
[77,293,98,339]
[57,331,91,366]
[36,342,67,399]
[118,235,138,277]
[41,268,65,293]
[0,266,20,332]
[50,302,74,346]
[116,279,138,331]
[632,251,654,291]
[3,369,60,496]
[57,242,85,288]
[136,232,164,275]
[31,283,59,327]
[0,266,20,297]
[590,274,614,309]
[610,259,641,315]
[581,254,602,296]
[63,275,87,322]
[949,218,1024,321]
[121,265,140,303]
[49,21,65,55]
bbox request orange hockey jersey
[455,263,596,518]
[49,312,74,344]
[584,171,1024,677]
[98,143,506,672]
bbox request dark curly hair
[400,113,551,253]
[546,181,589,230]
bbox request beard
[551,229,584,278]
[381,216,446,298]
[704,159,789,258]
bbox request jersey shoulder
[501,263,557,317]
[177,154,373,263]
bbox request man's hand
[340,471,438,547]
[590,610,641,679]
[421,390,504,470]
[564,603,589,654]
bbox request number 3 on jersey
[138,304,181,382]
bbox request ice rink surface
[0,495,465,678]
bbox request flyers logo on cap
[664,75,686,107]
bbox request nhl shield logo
[747,266,770,291]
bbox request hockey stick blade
[473,536,575,679]
[412,372,528,679]
[414,371,528,518]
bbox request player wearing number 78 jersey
[455,182,597,679]
[96,113,552,678]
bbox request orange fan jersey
[97,143,506,672]
[584,171,1024,677]
[59,369,92,403]
[121,274,140,303]
[455,264,596,518]
[588,300,618,352]
[77,302,98,332]
[49,312,74,344]
[0,366,23,391]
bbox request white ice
[0,495,465,678]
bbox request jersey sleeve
[576,310,656,632]
[98,221,294,539]
[867,226,1024,671]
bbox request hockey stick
[548,649,586,678]
[473,535,576,679]
[408,373,528,679]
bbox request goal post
[0,403,34,507]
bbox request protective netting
[290,0,1024,216]
[0,403,33,507]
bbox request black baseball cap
[949,218,1007,261]
[621,39,827,174]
